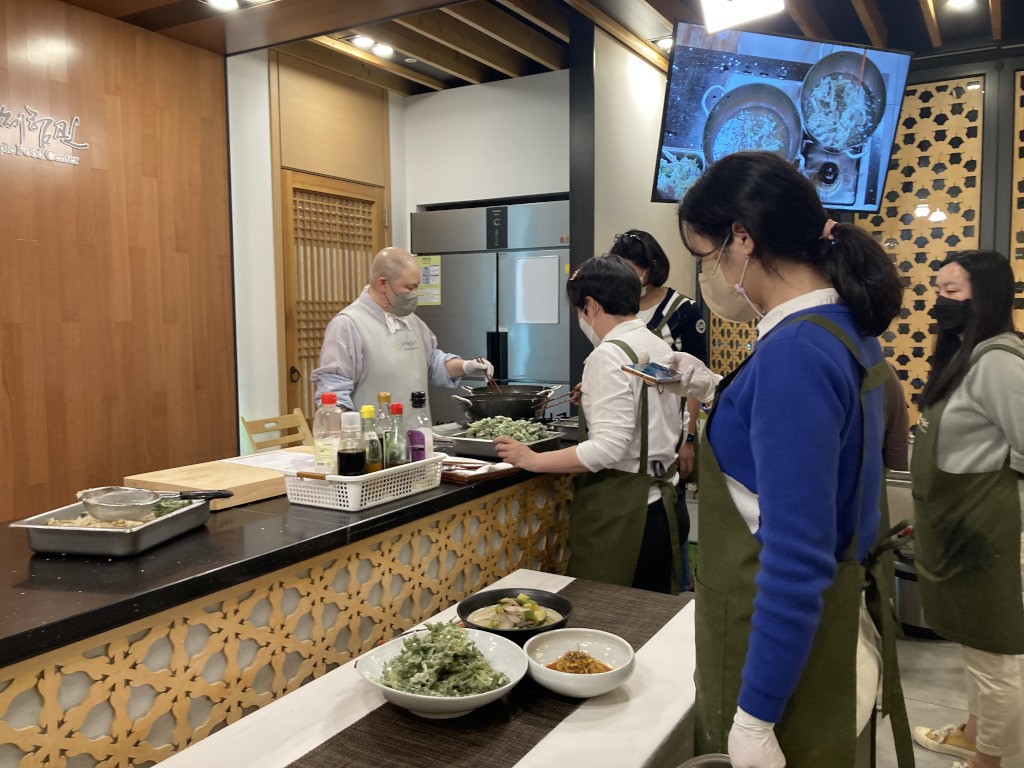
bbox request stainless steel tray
[450,431,563,459]
[10,500,211,557]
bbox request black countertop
[0,473,530,669]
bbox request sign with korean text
[0,104,89,165]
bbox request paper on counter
[221,450,317,473]
[442,458,515,477]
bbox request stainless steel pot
[462,384,560,398]
[452,393,547,421]
[701,82,802,165]
[800,51,886,154]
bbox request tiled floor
[876,632,1024,768]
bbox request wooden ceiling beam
[561,0,668,72]
[916,0,943,48]
[989,0,1002,41]
[492,0,572,44]
[309,36,446,91]
[851,0,888,48]
[277,41,431,96]
[785,0,833,40]
[440,1,567,70]
[638,0,702,27]
[393,11,532,78]
[348,20,493,85]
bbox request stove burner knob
[818,162,840,186]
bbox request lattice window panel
[1012,70,1024,332]
[0,475,571,768]
[857,76,985,427]
[292,189,375,419]
[708,315,755,375]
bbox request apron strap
[607,339,651,474]
[653,291,685,335]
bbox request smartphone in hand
[621,362,682,386]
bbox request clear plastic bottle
[383,402,409,468]
[360,404,384,473]
[312,393,343,475]
[375,391,393,442]
[336,412,367,476]
[407,391,434,462]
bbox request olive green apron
[570,339,682,594]
[694,315,914,768]
[910,342,1024,655]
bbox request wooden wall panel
[0,0,236,521]
[277,52,389,186]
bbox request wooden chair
[241,408,314,452]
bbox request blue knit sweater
[707,304,885,723]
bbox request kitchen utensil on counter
[77,486,233,522]
[800,50,885,154]
[452,393,545,421]
[11,499,212,557]
[701,82,802,165]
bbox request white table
[160,569,697,768]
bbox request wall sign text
[0,105,89,165]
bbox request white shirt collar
[602,318,647,341]
[358,286,411,334]
[385,313,411,334]
[756,288,841,338]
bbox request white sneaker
[912,723,976,759]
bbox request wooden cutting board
[124,447,314,510]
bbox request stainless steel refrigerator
[411,200,571,424]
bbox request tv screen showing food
[652,23,912,212]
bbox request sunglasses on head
[614,232,641,244]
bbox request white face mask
[697,237,764,323]
[386,282,418,316]
[578,313,601,346]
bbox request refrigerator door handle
[487,330,508,382]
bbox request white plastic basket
[282,453,445,511]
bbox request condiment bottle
[312,392,342,475]
[336,412,366,476]
[361,404,384,472]
[375,391,392,442]
[407,391,434,462]
[384,402,410,468]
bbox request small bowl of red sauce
[523,627,635,698]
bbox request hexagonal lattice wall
[856,75,985,426]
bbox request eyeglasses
[614,233,641,244]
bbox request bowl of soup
[457,588,572,643]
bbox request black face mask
[930,296,972,333]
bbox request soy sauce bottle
[337,412,367,476]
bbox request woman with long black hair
[911,250,1024,768]
[666,151,914,767]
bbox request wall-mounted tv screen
[652,23,911,212]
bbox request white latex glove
[659,351,721,402]
[462,357,494,378]
[728,708,786,768]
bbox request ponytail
[817,223,903,337]
[679,152,903,337]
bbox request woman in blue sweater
[673,152,912,768]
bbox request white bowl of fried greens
[357,622,527,718]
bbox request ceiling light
[655,37,674,51]
[350,35,374,49]
[946,0,976,9]
[204,0,239,10]
[700,0,785,34]
[371,43,394,58]
[928,209,948,222]
[914,203,931,217]
[404,58,417,64]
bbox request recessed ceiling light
[371,43,394,58]
[946,0,976,10]
[350,35,374,49]
[204,0,239,10]
[404,57,417,64]
[655,37,673,51]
